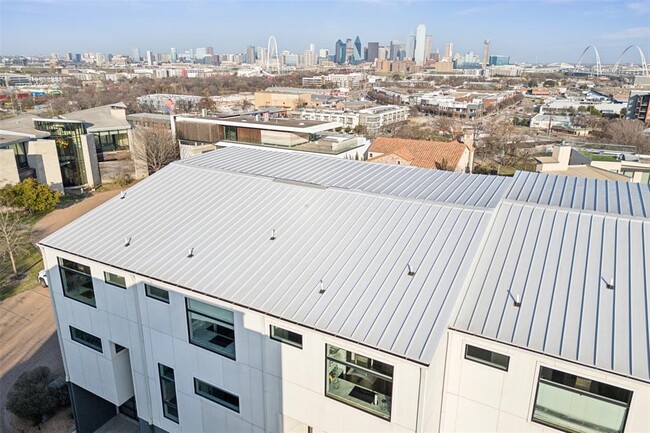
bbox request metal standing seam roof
[507,171,650,218]
[177,146,513,208]
[452,201,650,382]
[40,159,497,365]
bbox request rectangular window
[532,366,632,433]
[186,298,235,360]
[464,344,510,371]
[70,326,102,353]
[104,271,126,289]
[158,364,179,423]
[325,344,393,420]
[270,325,303,349]
[59,257,96,307]
[145,284,170,303]
[193,378,239,413]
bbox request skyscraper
[414,24,426,64]
[146,50,153,66]
[345,38,354,63]
[131,47,141,62]
[482,39,491,69]
[424,35,433,62]
[406,34,416,61]
[389,41,400,61]
[367,42,379,62]
[171,48,178,63]
[335,39,346,64]
[246,45,256,64]
[353,36,362,64]
[443,42,453,60]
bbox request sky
[0,0,649,64]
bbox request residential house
[367,137,474,172]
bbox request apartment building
[39,146,650,433]
[290,105,408,136]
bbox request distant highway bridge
[573,45,648,77]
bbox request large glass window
[34,120,87,187]
[70,326,102,353]
[194,378,239,413]
[224,125,237,141]
[158,364,179,423]
[59,257,96,307]
[186,298,235,360]
[325,344,393,420]
[532,366,632,433]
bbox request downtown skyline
[1,0,650,64]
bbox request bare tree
[0,209,30,276]
[605,119,650,154]
[478,120,529,174]
[432,116,463,141]
[132,127,179,175]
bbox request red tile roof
[369,137,468,170]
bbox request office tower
[414,24,426,64]
[74,53,81,63]
[353,36,362,64]
[206,47,214,55]
[367,42,379,62]
[406,34,416,60]
[146,50,153,66]
[66,52,73,62]
[171,48,178,63]
[246,45,256,64]
[389,41,400,61]
[131,47,141,62]
[309,43,316,55]
[377,46,388,60]
[424,35,433,61]
[488,55,510,66]
[335,39,346,64]
[431,52,440,62]
[482,39,491,69]
[319,48,329,59]
[444,42,453,60]
[189,49,194,61]
[345,38,354,63]
[196,47,208,59]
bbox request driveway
[1,189,122,433]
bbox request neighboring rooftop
[369,137,469,171]
[60,102,131,132]
[0,113,50,138]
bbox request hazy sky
[1,0,649,63]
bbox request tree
[132,127,179,175]
[0,209,30,276]
[432,116,463,140]
[198,94,215,112]
[477,120,529,174]
[5,366,69,426]
[604,119,650,154]
[0,179,60,213]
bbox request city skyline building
[406,34,416,61]
[488,54,510,66]
[353,36,362,64]
[424,35,433,62]
[246,45,256,64]
[170,47,177,63]
[482,39,491,69]
[131,47,141,62]
[443,42,453,61]
[345,38,354,63]
[145,50,153,66]
[414,24,426,64]
[334,39,346,64]
[367,42,379,62]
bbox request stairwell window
[464,344,510,371]
[270,325,303,349]
[104,271,126,289]
[70,326,102,353]
[158,364,179,423]
[194,378,239,413]
[186,298,236,360]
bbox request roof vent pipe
[318,280,325,294]
[270,229,276,241]
[407,263,416,276]
[187,248,194,258]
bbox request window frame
[186,298,236,360]
[270,325,303,349]
[324,344,393,421]
[104,271,127,289]
[145,284,170,304]
[158,363,179,423]
[58,257,96,307]
[464,344,510,371]
[70,326,102,353]
[193,378,240,413]
[531,366,633,433]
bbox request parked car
[38,269,48,288]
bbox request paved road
[1,189,122,433]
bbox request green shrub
[5,366,70,426]
[0,178,61,213]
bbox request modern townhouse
[38,146,650,433]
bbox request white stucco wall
[26,139,64,192]
[0,149,20,187]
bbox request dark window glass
[58,257,95,307]
[464,345,510,371]
[104,271,126,289]
[115,343,126,353]
[159,364,179,423]
[270,325,303,349]
[70,326,102,352]
[145,284,170,303]
[194,378,239,413]
[186,298,235,360]
[532,366,632,433]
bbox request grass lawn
[0,243,42,301]
[578,151,618,162]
